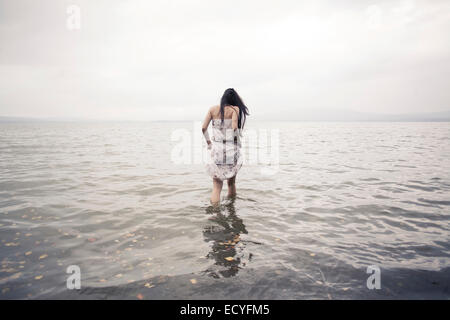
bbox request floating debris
[136,293,144,300]
[144,282,154,288]
[35,275,43,280]
[5,242,19,247]
[39,254,48,260]
[190,278,197,284]
[25,251,32,256]
[225,257,234,261]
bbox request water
[0,121,449,299]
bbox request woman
[202,88,250,204]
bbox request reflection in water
[203,199,250,278]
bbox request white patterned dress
[206,119,243,181]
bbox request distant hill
[0,116,43,122]
[373,110,450,122]
[0,116,85,122]
[262,109,450,122]
[1,110,450,122]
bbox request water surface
[0,122,449,299]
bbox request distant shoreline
[2,108,450,124]
[1,117,450,123]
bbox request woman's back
[209,105,239,120]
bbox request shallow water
[0,121,449,299]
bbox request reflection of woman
[203,200,249,278]
[202,88,250,204]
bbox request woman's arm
[231,107,239,143]
[231,107,238,130]
[202,107,212,147]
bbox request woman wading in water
[202,88,249,204]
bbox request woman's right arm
[231,107,239,144]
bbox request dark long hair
[220,88,250,129]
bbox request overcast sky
[0,0,449,120]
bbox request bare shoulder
[229,105,239,114]
[209,105,219,117]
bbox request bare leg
[227,176,236,198]
[211,178,223,204]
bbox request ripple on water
[1,122,449,299]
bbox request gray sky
[0,0,449,120]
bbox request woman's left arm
[202,107,212,148]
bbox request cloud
[0,0,449,120]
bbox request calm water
[0,121,449,299]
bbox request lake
[0,121,449,299]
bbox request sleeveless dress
[206,119,243,181]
